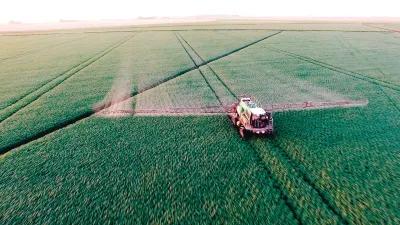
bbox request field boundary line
[0,34,135,124]
[176,33,239,101]
[174,33,224,106]
[1,31,283,155]
[270,47,400,93]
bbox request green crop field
[0,21,399,224]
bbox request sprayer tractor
[228,97,274,138]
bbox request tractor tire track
[269,47,400,93]
[0,34,135,124]
[0,31,283,155]
[269,139,350,224]
[242,137,303,225]
[175,33,224,106]
[247,140,347,225]
[176,33,239,100]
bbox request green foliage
[1,23,400,224]
[0,33,129,110]
[0,117,297,224]
[0,32,194,152]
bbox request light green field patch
[0,34,82,60]
[0,32,130,110]
[135,70,220,111]
[0,31,194,152]
[263,31,400,85]
[179,30,276,61]
[210,49,355,106]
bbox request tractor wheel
[239,126,247,139]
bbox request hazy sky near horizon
[1,0,399,23]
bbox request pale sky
[1,0,399,23]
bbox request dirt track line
[0,34,135,124]
[175,33,224,106]
[0,31,283,155]
[176,33,240,100]
[270,47,400,93]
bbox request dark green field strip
[271,96,400,224]
[0,116,298,224]
[0,35,85,63]
[176,33,239,101]
[269,47,400,92]
[0,34,135,124]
